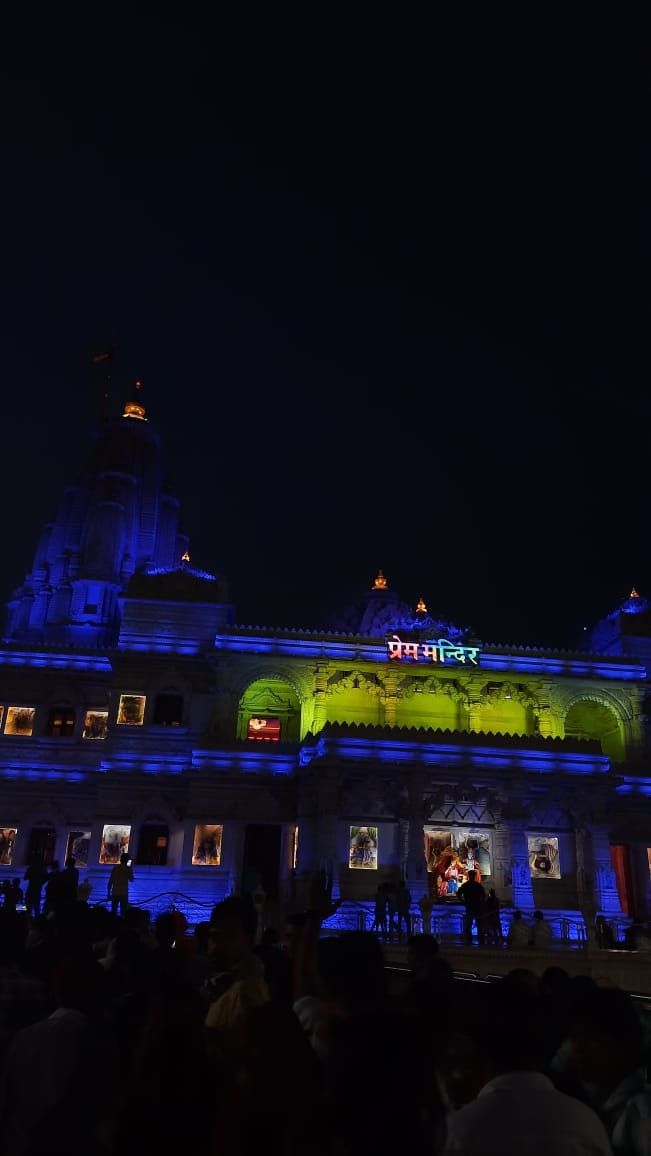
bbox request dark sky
[1,10,649,648]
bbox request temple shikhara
[2,387,651,939]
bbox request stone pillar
[405,771,427,900]
[534,680,556,739]
[574,826,598,947]
[508,824,535,910]
[381,668,400,727]
[311,663,329,735]
[492,821,513,903]
[466,679,483,733]
[227,821,245,895]
[314,771,341,899]
[627,688,647,763]
[589,826,622,916]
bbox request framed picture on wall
[116,695,146,726]
[192,824,223,866]
[528,835,561,879]
[5,707,35,736]
[424,829,492,897]
[0,828,17,865]
[348,825,378,870]
[82,710,109,739]
[65,830,91,868]
[99,824,131,865]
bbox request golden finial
[122,379,147,421]
[373,569,387,590]
[181,550,190,563]
[416,596,428,614]
[630,587,640,599]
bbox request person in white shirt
[506,910,530,948]
[531,909,553,948]
[442,981,611,1156]
[571,986,651,1156]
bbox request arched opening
[564,698,625,762]
[136,823,170,866]
[26,826,57,866]
[46,706,76,737]
[237,678,302,742]
[153,691,184,727]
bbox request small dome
[326,571,469,640]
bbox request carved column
[491,820,513,902]
[590,825,622,915]
[534,680,556,739]
[574,825,597,950]
[405,770,427,899]
[311,663,329,735]
[466,678,483,733]
[314,770,341,899]
[507,823,535,910]
[627,688,646,763]
[381,668,400,728]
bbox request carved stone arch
[402,676,469,706]
[42,678,80,708]
[233,667,306,743]
[146,666,193,700]
[451,779,480,805]
[479,681,538,709]
[233,665,308,705]
[131,794,181,827]
[528,801,570,830]
[327,670,383,698]
[560,687,633,726]
[24,796,65,828]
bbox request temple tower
[5,383,189,646]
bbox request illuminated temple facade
[2,390,651,936]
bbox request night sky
[1,10,649,648]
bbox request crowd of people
[0,870,647,1154]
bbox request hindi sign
[386,635,480,666]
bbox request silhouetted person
[594,915,616,950]
[386,882,397,940]
[395,880,411,941]
[531,909,553,948]
[3,879,23,912]
[24,857,48,918]
[57,856,79,912]
[457,870,486,944]
[507,909,530,948]
[43,862,62,918]
[205,896,268,1030]
[442,982,611,1154]
[484,888,503,943]
[107,853,133,916]
[571,986,651,1154]
[0,955,118,1155]
[371,883,388,937]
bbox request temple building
[1,388,651,938]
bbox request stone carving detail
[595,864,617,894]
[338,775,405,818]
[401,676,468,705]
[327,671,383,698]
[480,681,537,709]
[511,858,530,889]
